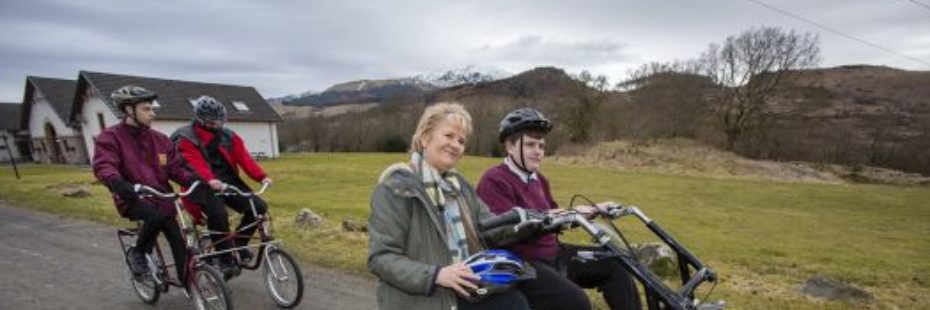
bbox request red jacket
[173,124,267,183]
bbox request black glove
[108,179,139,204]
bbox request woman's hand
[435,263,480,297]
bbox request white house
[20,77,86,164]
[70,71,283,161]
[0,102,27,163]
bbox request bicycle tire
[125,246,160,304]
[262,248,304,308]
[190,264,234,310]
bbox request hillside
[554,138,930,185]
[275,64,930,175]
[762,65,930,173]
[279,66,510,107]
[435,66,585,101]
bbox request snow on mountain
[274,65,512,107]
[415,65,512,88]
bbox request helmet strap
[509,135,533,175]
[124,104,149,129]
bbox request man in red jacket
[172,95,271,274]
[93,85,197,283]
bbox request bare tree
[699,26,820,150]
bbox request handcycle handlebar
[500,202,720,306]
[478,207,535,231]
[136,181,201,199]
[217,181,271,197]
[502,204,625,234]
[478,203,625,233]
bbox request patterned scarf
[412,152,471,262]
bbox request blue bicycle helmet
[465,249,536,298]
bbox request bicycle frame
[195,182,281,271]
[499,205,722,310]
[582,207,718,310]
[116,182,209,288]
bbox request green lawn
[1,153,927,309]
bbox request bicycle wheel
[262,248,304,308]
[126,246,160,304]
[190,264,233,310]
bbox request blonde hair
[410,102,473,153]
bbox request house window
[232,101,250,112]
[97,113,106,131]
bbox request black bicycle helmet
[498,108,553,142]
[192,95,227,125]
[111,85,157,112]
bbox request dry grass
[553,138,930,186]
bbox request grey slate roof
[0,102,22,132]
[20,76,78,130]
[71,71,282,123]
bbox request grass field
[1,153,928,309]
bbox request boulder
[342,218,367,232]
[635,242,677,278]
[294,208,324,229]
[48,184,92,198]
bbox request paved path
[0,203,377,309]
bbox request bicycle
[480,198,725,310]
[193,182,305,308]
[116,181,233,310]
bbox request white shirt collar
[504,156,538,184]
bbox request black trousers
[518,244,642,310]
[459,289,530,310]
[125,202,187,281]
[191,182,268,256]
[563,244,642,310]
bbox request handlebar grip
[478,207,525,231]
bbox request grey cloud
[473,35,634,71]
[0,0,927,102]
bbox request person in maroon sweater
[93,85,197,283]
[477,108,641,310]
[172,95,271,274]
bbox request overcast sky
[0,0,927,102]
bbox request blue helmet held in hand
[465,249,536,298]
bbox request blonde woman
[368,103,532,310]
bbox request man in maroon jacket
[93,85,197,283]
[172,95,271,274]
[477,108,641,310]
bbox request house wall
[78,95,121,160]
[27,92,85,164]
[0,130,22,163]
[150,121,280,159]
